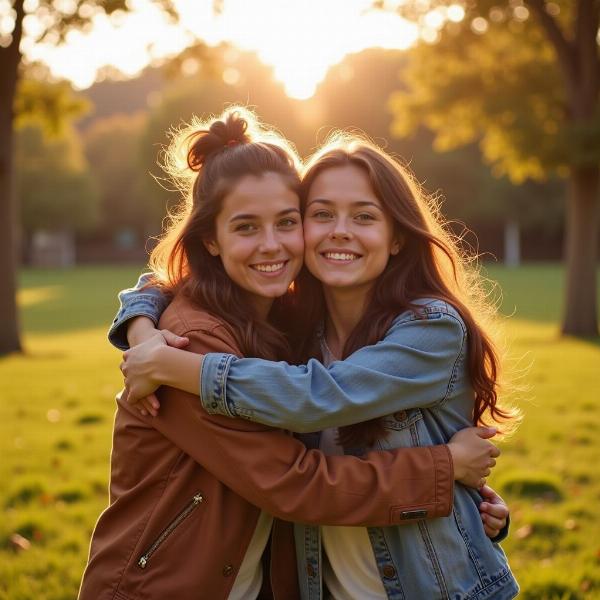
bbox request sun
[25,0,428,99]
[197,0,419,99]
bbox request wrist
[127,316,157,347]
[152,344,175,386]
[447,442,464,482]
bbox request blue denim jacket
[109,282,518,600]
[198,300,518,600]
[108,273,169,350]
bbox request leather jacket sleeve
[119,315,454,526]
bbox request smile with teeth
[322,251,361,261]
[251,261,287,273]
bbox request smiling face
[205,172,304,318]
[303,164,400,298]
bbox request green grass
[1,263,599,599]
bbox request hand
[121,328,189,417]
[127,317,189,350]
[448,426,500,488]
[479,485,509,539]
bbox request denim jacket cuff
[107,296,164,351]
[200,353,237,417]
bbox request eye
[278,217,299,228]
[355,212,376,222]
[234,222,257,233]
[310,209,333,220]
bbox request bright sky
[14,0,465,100]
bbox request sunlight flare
[25,0,435,99]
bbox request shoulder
[392,298,466,330]
[386,299,467,349]
[159,293,242,356]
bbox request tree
[387,0,599,336]
[0,0,176,354]
[83,113,149,242]
[17,123,99,237]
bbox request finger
[475,426,498,439]
[478,478,487,489]
[488,458,497,468]
[140,407,148,416]
[141,395,159,413]
[480,485,503,503]
[161,329,190,348]
[483,524,500,539]
[481,511,505,528]
[488,444,501,458]
[140,397,157,417]
[125,387,140,405]
[145,393,161,411]
[480,502,509,518]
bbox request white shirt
[320,427,388,600]
[228,510,273,600]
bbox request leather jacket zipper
[137,492,204,569]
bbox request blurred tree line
[16,44,565,268]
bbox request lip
[249,259,290,277]
[319,249,362,264]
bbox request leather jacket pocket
[137,492,204,569]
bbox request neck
[323,285,371,357]
[250,295,274,322]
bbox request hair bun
[187,111,251,171]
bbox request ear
[204,239,220,257]
[390,233,404,256]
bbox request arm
[200,308,466,432]
[119,331,500,490]
[108,273,171,350]
[133,325,455,525]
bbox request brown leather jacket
[78,294,454,600]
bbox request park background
[1,1,599,598]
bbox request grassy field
[0,264,599,599]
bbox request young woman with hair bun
[80,108,500,600]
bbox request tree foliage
[16,122,99,234]
[385,0,599,336]
[389,1,584,183]
[83,113,148,239]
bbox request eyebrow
[307,198,383,210]
[229,207,301,222]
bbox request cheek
[288,230,305,258]
[302,222,321,253]
[219,237,252,269]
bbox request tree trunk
[562,166,599,336]
[0,0,24,355]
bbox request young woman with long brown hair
[81,111,500,600]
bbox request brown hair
[148,107,302,360]
[297,134,519,447]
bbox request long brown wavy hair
[148,107,302,361]
[296,134,520,447]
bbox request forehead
[222,172,299,217]
[307,164,379,205]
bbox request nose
[259,227,282,254]
[329,217,352,240]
